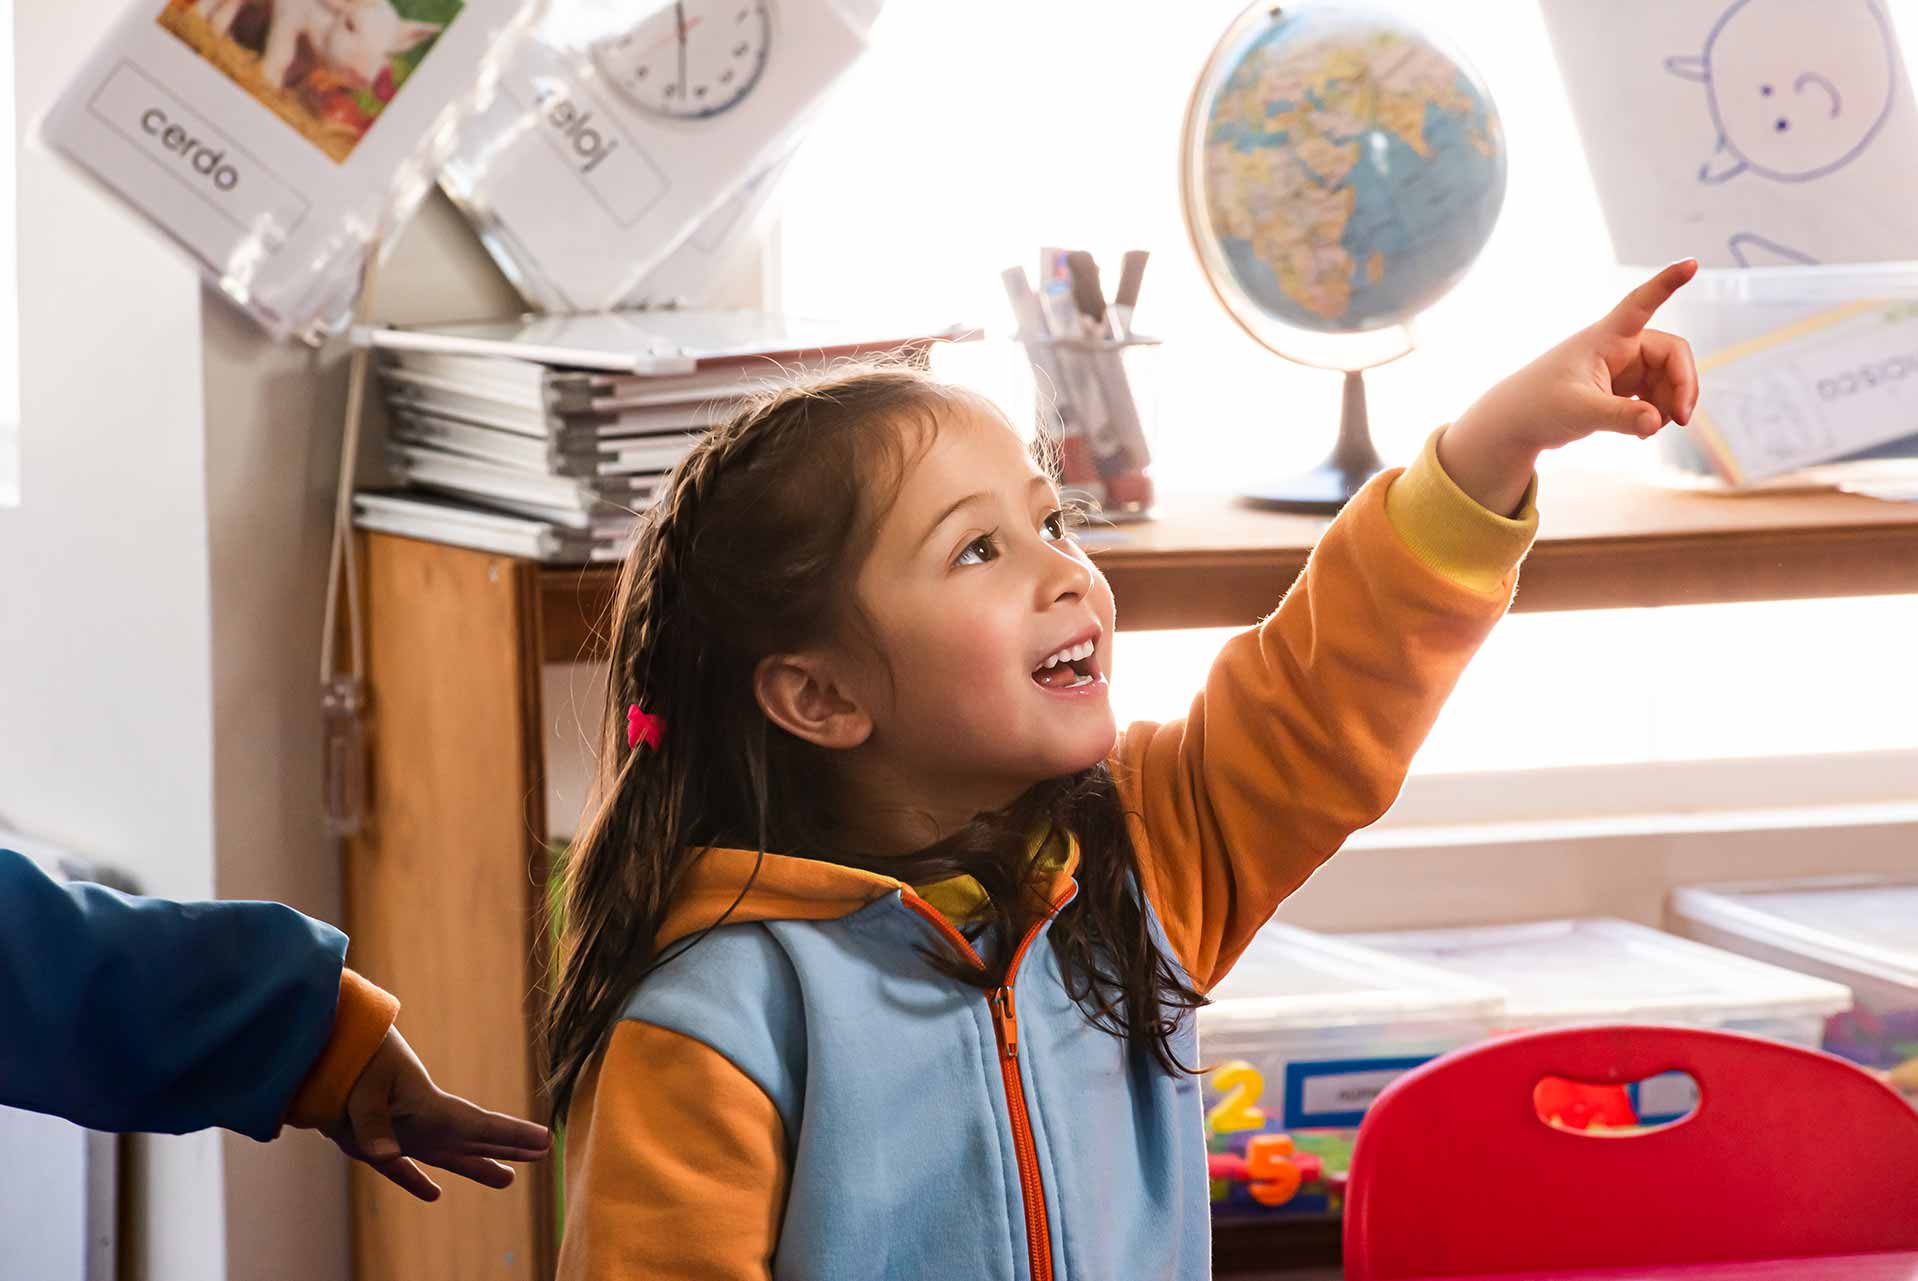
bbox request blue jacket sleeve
[0,848,346,1141]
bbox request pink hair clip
[627,704,665,751]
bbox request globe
[1180,1,1507,510]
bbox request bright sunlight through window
[772,0,1918,785]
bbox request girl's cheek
[932,636,1016,709]
[942,632,1008,685]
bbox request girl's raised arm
[1107,433,1533,991]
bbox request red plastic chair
[1344,1025,1918,1279]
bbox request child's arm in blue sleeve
[0,846,347,1140]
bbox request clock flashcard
[42,0,537,342]
[438,0,879,314]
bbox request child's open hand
[322,1026,553,1202]
[1441,259,1701,515]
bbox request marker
[1064,250,1108,338]
[1110,250,1149,339]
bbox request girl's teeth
[1040,640,1094,669]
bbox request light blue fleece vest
[619,882,1211,1280]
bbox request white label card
[1693,299,1918,482]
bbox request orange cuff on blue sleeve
[283,967,399,1130]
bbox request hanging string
[319,239,384,837]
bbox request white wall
[0,0,18,508]
[3,3,221,1277]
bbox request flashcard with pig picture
[41,0,537,343]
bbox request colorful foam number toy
[1203,1061,1323,1209]
[1205,1060,1268,1135]
[1246,1133,1320,1206]
[1205,1135,1325,1208]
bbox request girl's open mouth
[1031,652,1103,691]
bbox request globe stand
[1239,368,1385,514]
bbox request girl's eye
[1046,505,1090,541]
[955,530,1000,567]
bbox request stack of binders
[353,310,974,563]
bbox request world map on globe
[1197,7,1507,337]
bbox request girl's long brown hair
[544,364,1204,1119]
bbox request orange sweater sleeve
[558,1020,789,1281]
[283,967,399,1130]
[1111,455,1525,992]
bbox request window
[773,1,1918,821]
[775,0,1649,485]
[1104,594,1918,771]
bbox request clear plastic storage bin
[1654,262,1918,483]
[1197,923,1503,1220]
[1670,875,1918,1105]
[1341,918,1852,1124]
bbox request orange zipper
[989,981,1048,1281]
[902,889,1069,1281]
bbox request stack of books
[353,310,973,563]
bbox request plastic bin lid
[1671,875,1918,991]
[1340,918,1850,1027]
[1683,261,1918,304]
[1199,922,1504,1033]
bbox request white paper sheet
[621,142,799,308]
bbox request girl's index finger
[1602,258,1699,337]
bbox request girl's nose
[1036,540,1094,606]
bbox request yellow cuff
[1384,426,1539,595]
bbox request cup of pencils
[1002,248,1158,522]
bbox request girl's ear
[753,653,873,751]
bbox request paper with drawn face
[1539,0,1918,267]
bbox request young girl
[548,260,1700,1279]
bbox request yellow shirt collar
[913,821,1076,924]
